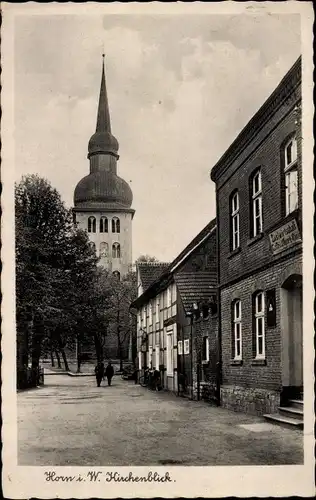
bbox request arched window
[112,242,121,259]
[250,169,262,237]
[230,190,240,251]
[253,291,265,359]
[284,136,298,215]
[232,300,242,360]
[89,241,96,253]
[100,216,108,233]
[113,270,120,280]
[100,242,109,257]
[112,217,120,233]
[88,216,96,233]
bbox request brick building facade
[210,57,302,417]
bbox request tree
[135,255,159,263]
[15,174,98,384]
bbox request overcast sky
[14,13,301,262]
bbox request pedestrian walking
[94,361,105,387]
[105,361,114,386]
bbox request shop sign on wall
[269,219,301,255]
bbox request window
[112,217,120,233]
[89,241,96,253]
[284,137,298,215]
[100,242,109,257]
[202,336,209,363]
[142,307,146,324]
[149,302,153,325]
[148,346,153,369]
[231,191,240,250]
[254,292,265,359]
[167,287,171,307]
[113,271,120,280]
[166,331,173,376]
[184,339,190,355]
[251,170,263,237]
[178,340,183,355]
[100,216,108,233]
[232,300,242,360]
[112,242,121,258]
[155,299,160,321]
[88,216,96,233]
[155,345,160,369]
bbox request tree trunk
[31,312,44,386]
[60,347,69,372]
[50,348,55,367]
[94,333,103,364]
[55,349,62,368]
[76,333,81,373]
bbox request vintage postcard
[1,1,314,498]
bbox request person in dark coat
[105,362,114,386]
[94,361,105,387]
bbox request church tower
[73,56,134,277]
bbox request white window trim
[166,330,173,376]
[149,302,153,325]
[252,170,263,237]
[155,345,160,370]
[202,336,210,363]
[178,340,183,356]
[231,192,240,250]
[284,137,298,171]
[255,292,265,359]
[233,300,242,360]
[183,339,190,355]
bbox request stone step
[278,406,303,420]
[263,413,303,430]
[288,399,304,410]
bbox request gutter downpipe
[215,188,221,407]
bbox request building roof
[210,56,301,183]
[130,218,216,310]
[74,170,133,209]
[174,271,217,313]
[138,262,170,291]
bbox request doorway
[280,274,303,391]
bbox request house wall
[213,66,302,415]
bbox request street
[18,373,303,466]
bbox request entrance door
[281,274,303,389]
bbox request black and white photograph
[1,2,314,498]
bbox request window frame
[155,345,160,370]
[100,216,108,233]
[202,336,210,363]
[254,291,265,359]
[148,301,153,325]
[231,191,240,250]
[166,330,173,376]
[251,169,263,237]
[88,216,96,233]
[99,241,109,257]
[111,217,120,234]
[112,242,121,259]
[232,299,242,360]
[284,136,298,216]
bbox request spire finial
[96,54,111,133]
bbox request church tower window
[100,216,108,233]
[88,216,96,233]
[112,242,121,258]
[100,242,109,257]
[112,217,120,233]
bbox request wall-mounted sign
[269,219,301,255]
[178,340,183,355]
[184,339,190,355]
[266,289,276,327]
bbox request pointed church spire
[96,54,111,133]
